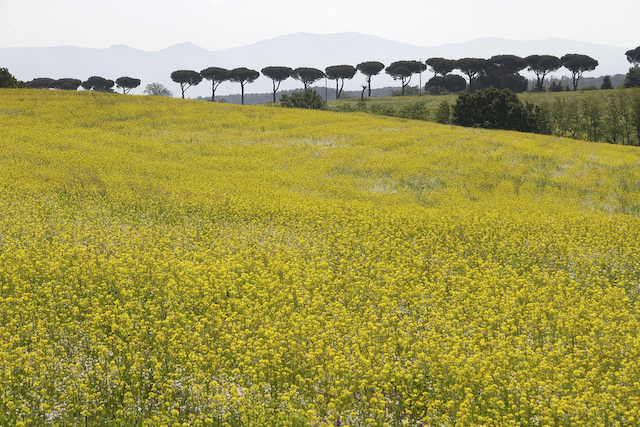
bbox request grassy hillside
[330,93,457,111]
[2,89,640,426]
[330,88,625,111]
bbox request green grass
[330,88,628,110]
[329,93,457,110]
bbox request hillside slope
[3,90,639,211]
[1,90,640,426]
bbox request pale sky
[1,0,638,51]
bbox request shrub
[368,103,397,116]
[331,101,367,113]
[398,101,429,121]
[279,88,327,110]
[434,101,452,124]
[452,88,536,132]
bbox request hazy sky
[1,0,638,51]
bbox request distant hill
[1,32,632,101]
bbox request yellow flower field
[1,89,640,426]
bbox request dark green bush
[279,88,327,110]
[452,88,536,132]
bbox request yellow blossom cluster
[1,89,640,426]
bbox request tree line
[2,45,639,100]
[543,90,640,144]
[166,48,640,104]
[17,76,141,93]
[170,65,360,105]
[168,51,635,104]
